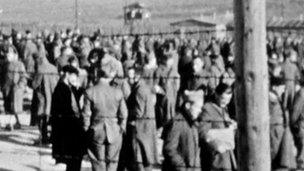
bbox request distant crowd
[0,28,303,170]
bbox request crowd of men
[0,28,303,171]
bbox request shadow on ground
[0,168,14,171]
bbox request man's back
[83,81,128,143]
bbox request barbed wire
[6,70,304,82]
[5,70,234,79]
[98,28,223,38]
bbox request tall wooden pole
[234,0,271,171]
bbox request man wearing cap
[50,65,85,171]
[162,89,204,171]
[82,56,128,171]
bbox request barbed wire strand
[99,28,224,38]
[6,70,304,82]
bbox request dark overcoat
[154,65,180,128]
[162,113,201,171]
[199,102,237,171]
[50,81,85,163]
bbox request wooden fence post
[234,0,271,170]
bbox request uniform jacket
[82,80,128,144]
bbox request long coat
[2,60,27,114]
[31,56,59,125]
[50,81,85,163]
[291,88,304,167]
[154,65,180,128]
[269,91,296,169]
[199,102,237,171]
[162,113,201,171]
[124,80,158,168]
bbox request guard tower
[123,2,151,33]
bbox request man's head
[183,90,204,120]
[68,56,79,68]
[5,47,18,62]
[62,65,79,87]
[192,57,204,73]
[99,54,117,79]
[61,47,74,56]
[162,53,174,68]
[270,76,285,97]
[88,48,104,65]
[215,83,233,108]
[127,66,142,86]
[16,32,22,41]
[25,30,32,40]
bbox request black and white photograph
[0,0,302,170]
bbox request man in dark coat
[120,67,158,171]
[82,57,128,171]
[31,45,59,144]
[162,90,204,171]
[154,53,180,129]
[199,83,237,171]
[50,66,85,171]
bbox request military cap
[62,65,79,75]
